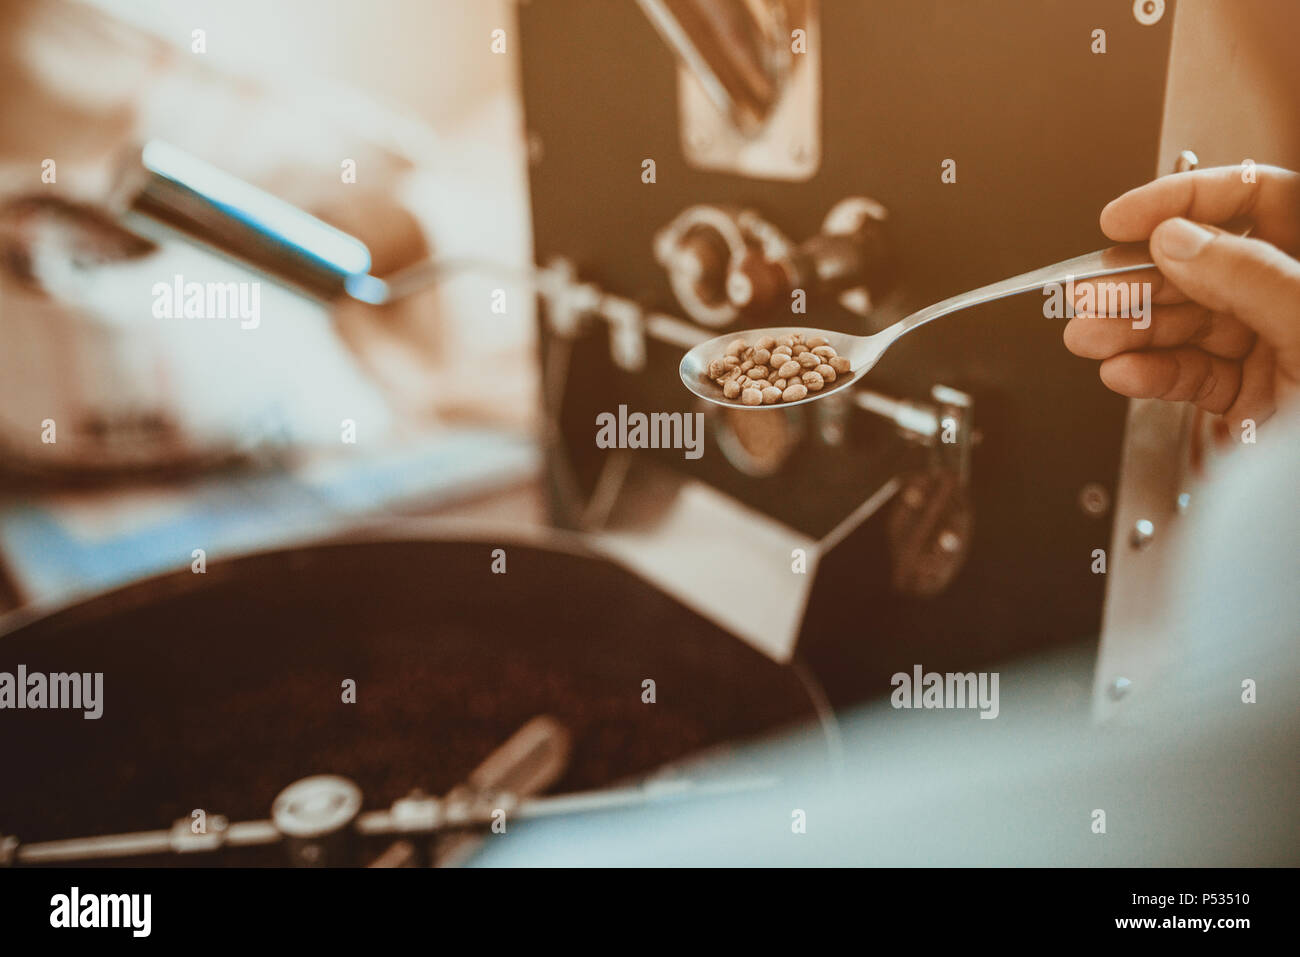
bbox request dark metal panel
[520,0,1174,704]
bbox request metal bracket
[849,383,976,599]
[639,0,822,180]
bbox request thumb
[1151,218,1300,358]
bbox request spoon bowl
[679,326,885,409]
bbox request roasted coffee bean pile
[706,334,852,405]
[0,541,818,863]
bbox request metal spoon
[679,240,1154,408]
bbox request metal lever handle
[112,140,374,300]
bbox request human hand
[1064,165,1300,428]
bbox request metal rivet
[1108,677,1132,701]
[1130,519,1155,549]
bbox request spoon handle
[878,241,1154,345]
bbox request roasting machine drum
[0,535,824,866]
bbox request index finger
[1100,165,1300,251]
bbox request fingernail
[1157,218,1214,260]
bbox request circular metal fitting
[1130,519,1155,549]
[1078,482,1111,517]
[273,775,363,838]
[707,402,804,477]
[272,775,364,866]
[1133,0,1165,27]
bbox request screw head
[1079,482,1111,517]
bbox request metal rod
[9,776,777,866]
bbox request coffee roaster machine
[0,0,1182,866]
[523,0,1174,701]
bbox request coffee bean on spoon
[705,335,852,405]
